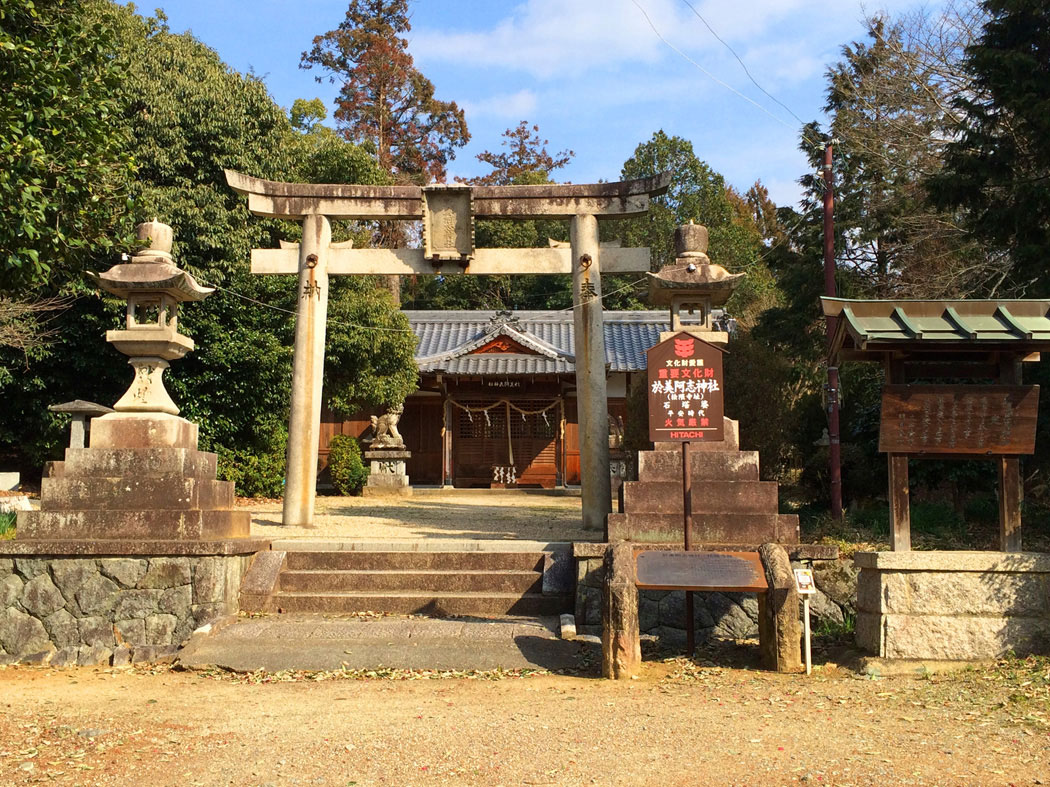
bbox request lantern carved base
[113,357,180,415]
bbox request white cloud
[461,89,538,120]
[411,0,703,79]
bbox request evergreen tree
[929,0,1050,296]
[802,16,985,299]
[301,0,469,182]
[0,0,135,291]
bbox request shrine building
[319,310,679,488]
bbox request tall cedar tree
[799,16,984,299]
[301,0,469,182]
[929,0,1050,296]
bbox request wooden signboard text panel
[635,551,767,592]
[879,385,1039,455]
[647,333,725,443]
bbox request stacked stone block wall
[0,555,250,666]
[855,551,1050,660]
[576,556,858,646]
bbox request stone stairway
[608,418,799,546]
[241,546,574,618]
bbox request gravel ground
[247,492,594,542]
[1,652,1048,786]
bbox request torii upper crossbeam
[226,169,670,532]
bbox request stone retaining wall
[0,555,251,666]
[575,555,858,645]
[856,550,1050,660]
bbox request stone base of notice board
[600,542,802,679]
[608,417,799,546]
[855,551,1050,661]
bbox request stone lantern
[14,220,250,544]
[90,219,212,415]
[647,222,744,347]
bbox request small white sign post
[794,568,816,675]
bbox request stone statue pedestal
[362,449,413,497]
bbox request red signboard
[647,332,725,443]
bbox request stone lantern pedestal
[15,221,251,543]
[607,224,799,548]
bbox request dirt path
[247,492,591,542]
[1,656,1047,786]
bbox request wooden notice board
[647,332,725,443]
[635,551,767,592]
[878,384,1039,455]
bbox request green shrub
[0,511,15,539]
[217,430,287,499]
[964,495,999,525]
[328,435,368,496]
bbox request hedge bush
[328,434,368,496]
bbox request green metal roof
[821,298,1050,361]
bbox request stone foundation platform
[0,540,265,665]
[17,414,250,541]
[856,550,1050,660]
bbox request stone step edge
[281,569,542,576]
[270,540,576,553]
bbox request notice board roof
[821,298,1050,362]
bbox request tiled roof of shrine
[406,310,672,375]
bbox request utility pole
[823,141,843,520]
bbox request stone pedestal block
[601,542,641,679]
[16,416,249,542]
[90,413,198,450]
[610,418,798,547]
[855,550,1050,660]
[362,450,413,498]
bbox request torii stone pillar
[571,214,611,532]
[226,170,669,529]
[284,214,331,527]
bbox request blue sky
[132,0,937,208]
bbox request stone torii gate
[225,169,670,531]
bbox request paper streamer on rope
[449,396,561,476]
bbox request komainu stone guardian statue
[363,402,412,496]
[368,403,406,449]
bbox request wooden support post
[998,352,1024,552]
[998,456,1023,552]
[682,441,694,656]
[888,454,911,551]
[281,213,331,528]
[571,213,612,534]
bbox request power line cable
[678,0,809,128]
[630,0,825,151]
